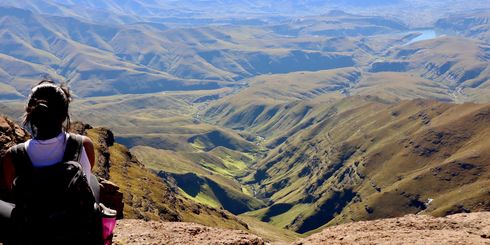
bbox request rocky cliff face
[70,122,125,218]
[0,117,29,199]
[0,116,29,155]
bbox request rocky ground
[114,212,490,245]
[295,212,490,245]
[113,220,265,245]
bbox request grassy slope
[84,126,249,230]
[244,97,490,233]
[379,37,490,103]
[70,90,267,214]
[435,9,490,43]
[0,90,268,216]
[0,6,366,97]
[0,6,227,96]
[203,37,490,144]
[203,68,357,139]
[131,144,265,215]
[0,82,23,99]
[238,215,302,243]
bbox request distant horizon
[0,0,488,23]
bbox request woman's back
[9,132,102,245]
[26,131,92,177]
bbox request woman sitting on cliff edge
[0,80,103,244]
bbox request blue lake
[404,30,440,45]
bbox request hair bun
[32,101,50,114]
[23,80,72,137]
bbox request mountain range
[0,0,489,240]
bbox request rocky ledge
[295,212,490,245]
[113,219,265,245]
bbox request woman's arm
[82,136,95,170]
[1,151,15,192]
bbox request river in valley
[403,29,444,45]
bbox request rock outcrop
[0,116,29,155]
[99,179,125,220]
[0,116,29,199]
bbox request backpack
[9,133,103,245]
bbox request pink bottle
[100,203,118,245]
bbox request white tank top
[25,132,92,177]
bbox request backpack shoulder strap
[9,143,32,176]
[63,133,84,162]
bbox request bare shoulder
[81,136,94,150]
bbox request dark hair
[23,80,72,137]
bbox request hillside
[379,37,490,103]
[2,114,490,244]
[1,2,489,101]
[0,5,355,97]
[241,97,490,233]
[78,123,255,229]
[70,93,489,236]
[436,9,490,43]
[133,145,266,215]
